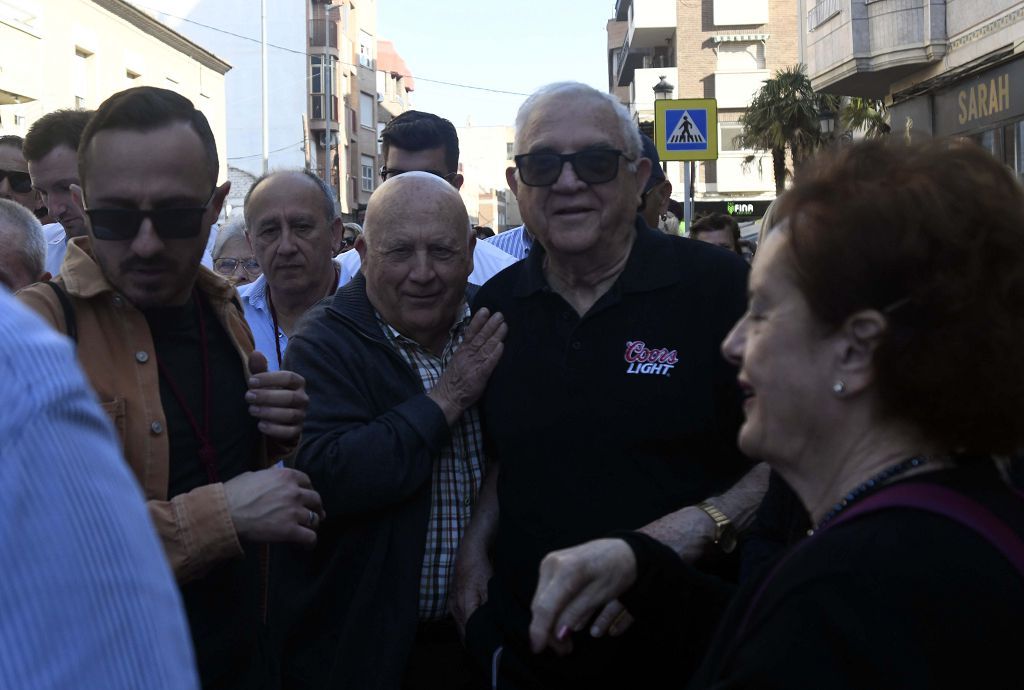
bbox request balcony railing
[308,19,338,49]
[807,0,841,32]
[617,44,675,87]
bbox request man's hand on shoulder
[246,350,308,444]
[224,466,325,546]
[429,308,506,425]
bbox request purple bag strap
[829,483,1024,576]
[733,482,1024,645]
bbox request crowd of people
[1,79,1022,690]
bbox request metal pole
[683,162,692,234]
[260,0,269,174]
[324,6,332,188]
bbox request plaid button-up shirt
[377,303,485,621]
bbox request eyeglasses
[514,149,630,187]
[379,166,457,183]
[340,235,357,249]
[0,168,33,194]
[213,257,261,276]
[85,190,215,241]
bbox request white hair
[213,215,248,259]
[513,82,643,161]
[0,199,45,279]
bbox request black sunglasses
[0,168,33,194]
[379,166,456,183]
[514,149,631,187]
[85,191,215,241]
[213,257,261,276]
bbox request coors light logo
[624,340,678,377]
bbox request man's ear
[329,217,343,255]
[451,173,464,190]
[633,157,653,206]
[70,184,85,214]
[505,166,519,196]
[355,234,368,264]
[209,181,231,219]
[659,181,673,213]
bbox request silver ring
[307,510,317,527]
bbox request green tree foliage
[841,97,891,138]
[737,64,850,193]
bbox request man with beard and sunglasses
[454,82,768,689]
[18,86,323,690]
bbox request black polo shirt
[473,219,751,652]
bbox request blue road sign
[665,109,709,152]
[655,99,718,162]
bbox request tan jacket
[19,237,275,584]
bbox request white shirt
[484,224,533,260]
[42,222,66,277]
[337,239,517,287]
[237,257,345,372]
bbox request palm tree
[840,97,891,138]
[736,64,837,193]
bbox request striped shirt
[376,303,485,621]
[0,289,198,689]
[485,224,533,260]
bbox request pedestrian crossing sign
[654,98,718,161]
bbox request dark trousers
[402,618,477,690]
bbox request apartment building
[130,1,383,220]
[0,0,229,179]
[128,0,305,218]
[455,124,522,231]
[608,0,798,220]
[804,0,1024,176]
[376,39,413,121]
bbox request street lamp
[653,75,674,100]
[819,109,836,136]
[652,76,674,175]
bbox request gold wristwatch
[697,500,738,554]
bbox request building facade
[1,0,230,180]
[804,0,1024,176]
[455,124,522,232]
[376,39,413,121]
[129,1,387,221]
[608,0,799,218]
[125,0,305,211]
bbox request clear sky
[377,1,614,127]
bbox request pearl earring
[832,381,846,395]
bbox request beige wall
[0,0,229,181]
[456,124,521,231]
[674,0,797,196]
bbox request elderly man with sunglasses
[18,86,323,690]
[454,82,767,689]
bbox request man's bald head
[357,171,475,354]
[363,171,470,248]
